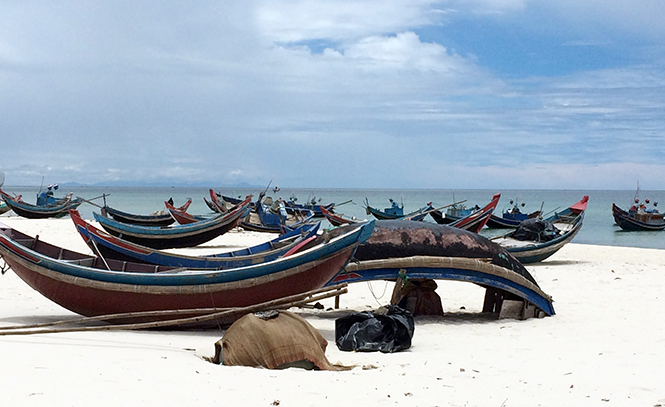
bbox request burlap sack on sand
[213,311,348,371]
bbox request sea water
[2,186,663,250]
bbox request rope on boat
[0,283,349,336]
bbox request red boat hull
[3,246,355,326]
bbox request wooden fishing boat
[285,197,335,218]
[71,209,322,268]
[447,193,501,233]
[241,213,315,233]
[320,206,366,227]
[612,203,665,231]
[206,189,237,213]
[485,200,542,228]
[0,220,374,325]
[331,219,555,317]
[240,196,315,233]
[611,183,664,231]
[491,195,589,263]
[212,190,314,218]
[102,198,192,227]
[0,188,82,219]
[364,198,404,219]
[203,190,233,213]
[364,198,433,221]
[429,200,473,224]
[203,197,218,213]
[215,192,244,207]
[165,200,210,225]
[93,196,253,249]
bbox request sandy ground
[0,216,664,407]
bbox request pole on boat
[334,199,353,207]
[38,175,44,196]
[540,206,561,219]
[413,200,467,217]
[76,193,111,209]
[433,200,467,212]
[87,235,112,271]
[401,200,468,221]
[260,179,273,200]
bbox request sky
[1,1,664,190]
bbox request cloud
[1,2,664,189]
[342,32,469,73]
[256,0,440,43]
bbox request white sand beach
[0,216,663,407]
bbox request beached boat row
[0,208,558,326]
[0,174,653,332]
[2,181,649,236]
[0,182,593,265]
[0,186,576,327]
[0,185,591,261]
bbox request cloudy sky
[1,1,664,189]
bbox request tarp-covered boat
[332,219,555,317]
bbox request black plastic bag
[335,305,415,353]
